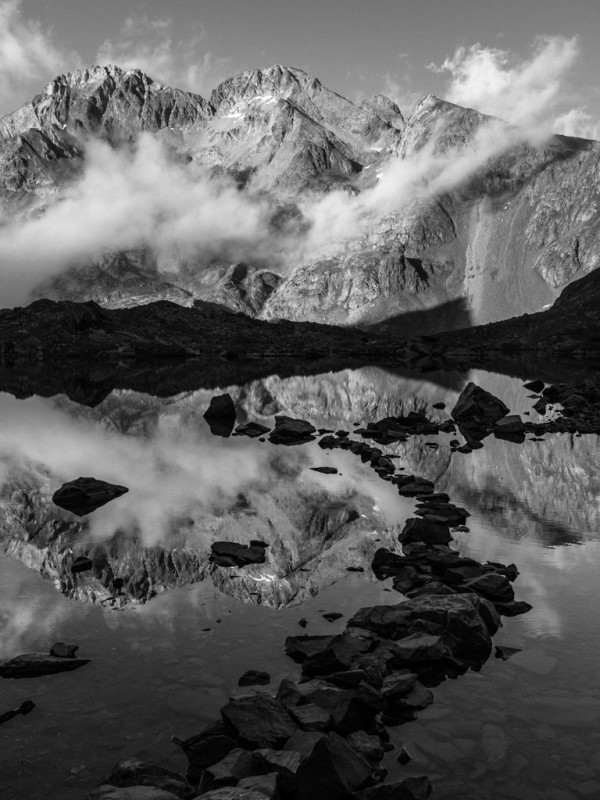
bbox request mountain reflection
[0,366,599,613]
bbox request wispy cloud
[0,0,76,114]
[96,15,231,96]
[430,35,596,139]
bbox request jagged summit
[0,63,210,141]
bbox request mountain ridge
[1,63,600,332]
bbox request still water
[1,366,599,800]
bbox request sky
[1,0,599,135]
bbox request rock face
[2,63,600,328]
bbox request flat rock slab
[52,476,128,516]
[0,653,90,679]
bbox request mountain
[1,64,600,331]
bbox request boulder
[269,416,317,445]
[52,476,128,516]
[71,555,94,573]
[524,380,545,393]
[204,748,258,788]
[0,699,35,726]
[237,773,280,800]
[310,466,339,474]
[204,394,237,437]
[288,703,332,731]
[287,630,375,677]
[347,594,493,667]
[299,680,385,734]
[196,789,269,800]
[451,382,509,425]
[399,518,452,546]
[493,415,525,434]
[221,693,297,749]
[50,642,79,658]
[87,788,181,800]
[234,422,270,438]
[100,759,193,799]
[238,670,271,686]
[210,542,266,568]
[347,731,385,764]
[461,573,515,604]
[294,731,372,800]
[352,776,433,799]
[0,653,90,679]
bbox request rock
[399,518,452,546]
[494,600,533,617]
[100,759,193,799]
[294,731,372,800]
[347,731,385,764]
[52,476,128,516]
[348,594,493,667]
[462,573,515,603]
[310,466,339,474]
[238,670,271,686]
[0,653,90,678]
[87,788,181,800]
[204,394,237,437]
[205,748,258,788]
[432,402,446,410]
[380,672,418,700]
[494,415,525,434]
[495,645,522,661]
[221,693,297,749]
[195,789,269,800]
[352,776,433,799]
[387,633,451,665]
[173,733,238,781]
[451,382,509,426]
[284,635,336,664]
[71,555,94,573]
[289,703,332,731]
[50,641,79,658]
[0,699,35,726]
[210,542,266,568]
[300,679,385,734]
[237,773,280,800]
[524,380,545,393]
[204,394,236,420]
[322,613,344,622]
[289,630,376,678]
[235,422,271,438]
[269,416,317,445]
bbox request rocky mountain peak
[0,64,210,142]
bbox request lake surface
[1,365,600,800]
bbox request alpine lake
[1,363,600,800]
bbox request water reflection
[2,365,600,799]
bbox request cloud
[429,35,594,138]
[0,134,288,304]
[97,15,230,96]
[0,0,76,114]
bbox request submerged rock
[234,422,271,438]
[0,699,35,726]
[52,476,128,516]
[0,652,90,679]
[88,788,181,800]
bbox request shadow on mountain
[365,297,472,338]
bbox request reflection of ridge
[451,477,583,546]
